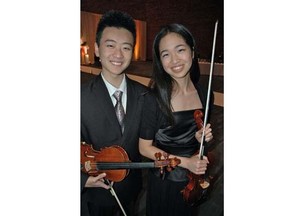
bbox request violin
[181,110,214,206]
[81,142,181,182]
[181,20,218,206]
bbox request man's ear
[95,42,99,57]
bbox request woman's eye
[161,53,168,58]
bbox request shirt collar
[101,73,127,97]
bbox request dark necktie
[113,90,125,134]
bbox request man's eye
[123,47,132,51]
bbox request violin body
[81,142,129,182]
[180,110,215,206]
[181,152,214,206]
[81,142,181,182]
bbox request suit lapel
[121,78,142,140]
[93,76,123,137]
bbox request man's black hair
[95,10,136,47]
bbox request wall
[81,11,147,64]
[81,0,223,61]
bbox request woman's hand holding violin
[195,123,213,143]
[186,154,209,175]
[85,173,110,189]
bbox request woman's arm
[139,138,209,175]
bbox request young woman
[139,23,214,216]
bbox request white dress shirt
[101,73,127,113]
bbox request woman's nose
[170,52,179,63]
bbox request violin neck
[96,162,155,170]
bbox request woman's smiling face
[159,32,193,80]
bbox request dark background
[81,0,223,62]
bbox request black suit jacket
[81,74,148,207]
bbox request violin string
[89,161,167,169]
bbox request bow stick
[199,20,219,159]
[105,179,127,216]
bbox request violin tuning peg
[170,158,178,168]
[155,152,162,160]
[166,166,172,172]
[163,152,169,160]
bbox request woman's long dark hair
[151,23,200,125]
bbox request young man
[81,10,148,216]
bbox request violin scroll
[194,109,204,130]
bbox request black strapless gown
[146,110,201,216]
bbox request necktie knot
[113,90,123,102]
